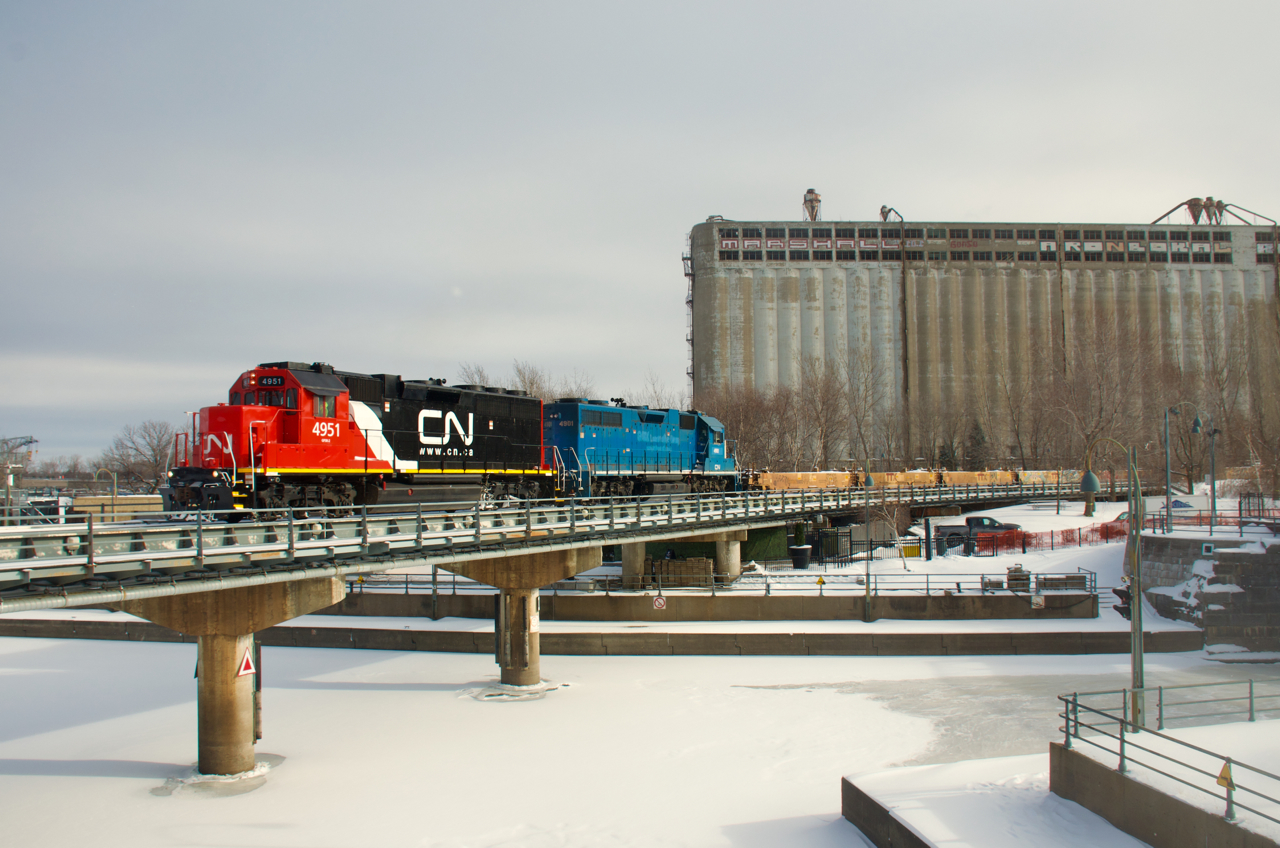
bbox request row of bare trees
[24,421,179,493]
[457,360,685,410]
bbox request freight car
[747,468,1076,491]
[544,399,736,497]
[164,362,554,513]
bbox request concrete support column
[621,542,646,589]
[496,587,540,686]
[714,539,741,583]
[197,632,257,775]
[118,577,345,776]
[447,547,602,688]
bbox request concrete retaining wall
[333,590,1099,622]
[1141,535,1249,589]
[841,776,931,848]
[1049,742,1277,848]
[0,616,1204,655]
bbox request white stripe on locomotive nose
[350,401,417,471]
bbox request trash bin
[788,545,812,569]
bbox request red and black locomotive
[164,361,556,513]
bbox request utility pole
[1,436,37,526]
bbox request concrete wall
[1139,534,1280,650]
[0,616,1205,656]
[841,776,931,848]
[1050,742,1277,848]
[332,590,1100,621]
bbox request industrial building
[685,194,1280,467]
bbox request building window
[949,228,969,239]
[1017,229,1036,239]
[1170,231,1188,241]
[1191,231,1210,242]
[1259,253,1276,263]
[742,250,763,261]
[1192,253,1211,263]
[1105,230,1124,240]
[766,250,786,261]
[1213,252,1233,264]
[1256,231,1274,243]
[835,250,858,261]
[881,228,902,239]
[789,250,810,261]
[905,250,924,261]
[719,250,739,261]
[1106,252,1125,262]
[1126,230,1147,240]
[1127,252,1146,262]
[1039,229,1057,240]
[812,228,832,239]
[994,229,1014,239]
[950,250,970,261]
[1017,251,1037,261]
[1083,252,1103,262]
[766,227,785,239]
[1082,229,1101,240]
[995,251,1014,261]
[903,228,924,239]
[1213,231,1232,242]
[860,250,879,261]
[973,251,993,261]
[1149,231,1168,241]
[882,250,902,260]
[742,228,762,239]
[858,228,879,238]
[1171,253,1190,263]
[834,228,856,239]
[1148,251,1167,262]
[718,227,739,238]
[972,229,992,240]
[813,250,833,261]
[1062,230,1081,240]
[927,228,947,239]
[789,228,809,239]
[928,251,948,261]
[1040,251,1057,261]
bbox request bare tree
[799,356,848,470]
[100,421,179,493]
[456,362,493,386]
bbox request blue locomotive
[543,399,736,497]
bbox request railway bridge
[0,482,1116,775]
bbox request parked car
[933,515,1022,548]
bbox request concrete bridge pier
[620,542,645,589]
[118,577,345,775]
[447,548,602,687]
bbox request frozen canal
[2,635,1276,847]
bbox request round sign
[653,596,667,610]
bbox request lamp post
[1081,438,1145,727]
[1208,425,1222,536]
[94,468,118,519]
[1164,403,1202,534]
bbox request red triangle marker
[237,646,257,678]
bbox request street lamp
[1164,403,1202,534]
[864,465,875,622]
[94,468,118,519]
[1207,424,1222,536]
[1081,437,1146,727]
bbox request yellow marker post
[1219,760,1236,821]
[817,575,825,597]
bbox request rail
[1058,681,1280,826]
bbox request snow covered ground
[2,638,1278,848]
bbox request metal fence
[1058,681,1280,827]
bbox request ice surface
[2,638,1278,847]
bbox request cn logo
[418,410,475,446]
[203,433,231,455]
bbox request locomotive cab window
[230,392,241,405]
[244,391,256,406]
[313,394,336,418]
[286,388,297,409]
[714,431,724,444]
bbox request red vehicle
[164,361,555,514]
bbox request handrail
[1058,690,1280,826]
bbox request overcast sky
[5,1,1279,459]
